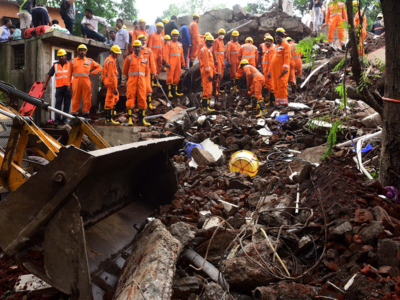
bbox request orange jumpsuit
[259,42,268,65]
[141,47,156,96]
[213,38,225,78]
[226,40,240,79]
[325,2,347,47]
[102,54,119,109]
[148,32,164,74]
[200,45,215,98]
[189,21,199,60]
[198,40,205,61]
[240,65,265,101]
[238,44,258,67]
[354,10,367,57]
[288,42,302,84]
[262,44,276,91]
[122,53,149,109]
[164,40,185,85]
[67,57,102,114]
[271,40,291,106]
[129,29,148,53]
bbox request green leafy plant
[296,34,327,67]
[323,120,343,160]
[374,58,385,73]
[333,57,346,72]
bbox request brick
[355,209,374,224]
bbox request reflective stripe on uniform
[252,72,262,76]
[170,53,181,56]
[106,60,111,64]
[262,61,270,64]
[242,55,255,58]
[55,76,67,79]
[152,45,162,48]
[128,72,145,76]
[283,64,289,68]
[291,55,301,59]
[217,52,224,55]
[230,51,238,54]
[205,67,210,71]
[74,73,89,77]
[128,56,131,61]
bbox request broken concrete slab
[191,147,216,166]
[252,281,321,300]
[362,112,382,128]
[233,4,249,20]
[170,222,198,248]
[113,219,182,300]
[367,46,385,66]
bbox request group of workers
[44,5,384,126]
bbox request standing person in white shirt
[114,18,129,86]
[80,8,108,41]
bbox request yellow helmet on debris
[164,35,171,40]
[57,49,67,56]
[218,28,226,34]
[77,44,88,51]
[245,37,253,43]
[132,40,142,47]
[171,29,179,35]
[156,22,164,27]
[205,35,214,41]
[232,30,239,36]
[239,59,249,66]
[110,45,122,54]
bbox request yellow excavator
[0,81,183,299]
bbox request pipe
[183,249,228,290]
[144,107,197,120]
[0,81,49,110]
[0,108,17,119]
[336,131,382,148]
[353,138,373,180]
[226,20,253,34]
[300,61,329,89]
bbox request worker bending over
[138,34,157,110]
[67,44,102,117]
[102,45,122,125]
[164,29,187,98]
[258,33,272,68]
[148,22,165,86]
[286,37,302,95]
[353,1,367,57]
[238,59,267,118]
[234,37,258,91]
[370,13,384,36]
[270,28,291,108]
[226,30,240,91]
[261,36,276,106]
[189,14,200,67]
[123,40,150,126]
[323,1,347,50]
[213,29,226,92]
[43,49,71,125]
[200,36,217,113]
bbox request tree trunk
[379,0,400,189]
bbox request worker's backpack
[59,0,69,18]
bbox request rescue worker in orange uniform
[226,30,240,91]
[129,19,148,54]
[43,49,71,125]
[213,28,226,93]
[234,37,258,91]
[270,28,291,108]
[123,40,153,126]
[148,22,165,86]
[323,1,347,50]
[261,36,276,106]
[200,35,217,113]
[164,29,187,98]
[238,59,267,117]
[258,33,272,68]
[66,44,102,117]
[138,34,157,110]
[198,32,211,61]
[102,45,122,125]
[286,37,302,95]
[189,14,200,67]
[353,1,367,57]
[162,35,171,71]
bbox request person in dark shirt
[43,49,71,125]
[164,15,178,37]
[370,13,385,36]
[179,22,191,67]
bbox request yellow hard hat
[264,33,271,37]
[265,35,274,41]
[77,44,88,51]
[286,37,292,41]
[164,35,171,40]
[377,13,383,18]
[171,29,179,35]
[276,27,285,33]
[239,59,249,66]
[162,19,168,24]
[205,35,214,41]
[156,22,164,27]
[132,40,142,47]
[352,1,358,5]
[245,37,253,43]
[218,28,226,34]
[137,34,147,40]
[138,18,146,23]
[123,25,127,29]
[232,30,239,36]
[204,32,211,37]
[57,49,67,56]
[193,14,201,20]
[110,45,122,54]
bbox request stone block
[191,147,215,166]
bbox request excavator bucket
[0,136,183,299]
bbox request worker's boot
[112,105,117,116]
[151,75,157,87]
[138,109,150,126]
[269,92,276,107]
[263,88,269,103]
[233,78,239,92]
[126,108,134,126]
[167,84,173,98]
[264,91,271,106]
[104,108,120,125]
[291,83,297,95]
[247,96,257,110]
[201,97,215,113]
[174,85,183,97]
[296,75,302,88]
[256,100,268,118]
[147,95,156,110]
[189,60,194,68]
[83,111,89,118]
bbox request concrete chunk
[191,147,215,166]
[362,112,382,128]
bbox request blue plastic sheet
[352,143,374,153]
[275,114,290,123]
[185,142,204,158]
